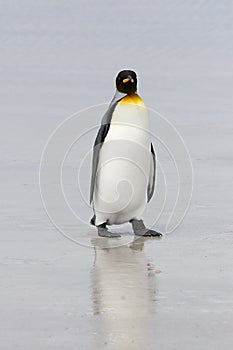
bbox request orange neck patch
[119,93,145,107]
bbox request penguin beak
[123,77,134,83]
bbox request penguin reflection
[91,237,157,350]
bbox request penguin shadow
[91,236,158,350]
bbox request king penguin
[90,70,162,238]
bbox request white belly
[93,102,151,225]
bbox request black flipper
[90,93,125,204]
[147,143,156,202]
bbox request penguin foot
[135,229,162,237]
[97,224,121,238]
[130,219,162,238]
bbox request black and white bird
[90,70,162,238]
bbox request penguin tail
[90,215,96,226]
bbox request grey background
[1,1,233,349]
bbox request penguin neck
[119,93,145,107]
[110,91,127,105]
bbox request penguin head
[115,70,137,94]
